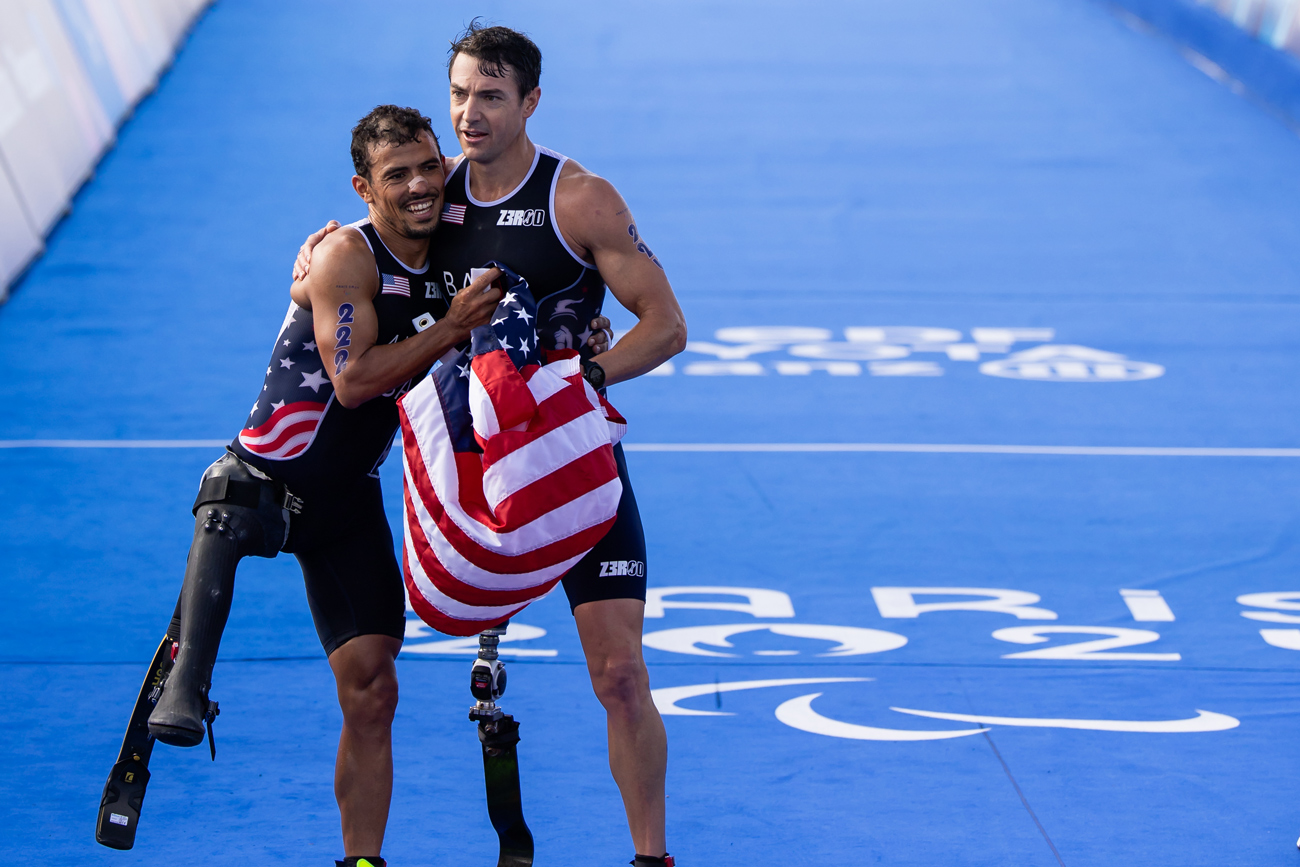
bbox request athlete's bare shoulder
[553,158,629,258]
[290,225,375,310]
[555,157,620,206]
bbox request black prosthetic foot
[469,623,534,867]
[478,714,533,867]
[96,601,181,850]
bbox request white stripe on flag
[468,368,501,439]
[524,363,571,405]
[403,457,584,590]
[404,524,547,620]
[481,409,612,510]
[403,381,622,554]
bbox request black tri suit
[226,217,447,653]
[429,146,648,610]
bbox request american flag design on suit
[237,303,331,460]
[380,273,410,296]
[440,203,467,225]
[398,264,627,636]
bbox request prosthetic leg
[96,452,296,849]
[469,622,534,867]
[94,594,183,849]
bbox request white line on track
[622,443,1300,457]
[1,440,1298,456]
[0,440,230,448]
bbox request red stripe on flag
[403,545,525,636]
[404,485,567,606]
[478,377,609,470]
[472,349,537,432]
[398,399,615,574]
[490,445,619,529]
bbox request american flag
[398,264,626,636]
[381,273,411,296]
[441,203,466,225]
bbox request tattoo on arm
[627,222,663,270]
[334,303,354,375]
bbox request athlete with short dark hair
[144,104,519,867]
[295,23,689,866]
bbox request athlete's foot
[146,684,207,747]
[335,857,386,867]
[631,855,674,866]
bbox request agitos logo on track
[659,326,1166,381]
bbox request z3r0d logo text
[600,560,646,578]
[497,209,546,227]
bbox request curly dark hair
[447,20,542,98]
[350,105,438,179]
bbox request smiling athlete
[143,106,509,867]
[295,25,688,866]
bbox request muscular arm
[291,229,502,409]
[554,163,687,385]
[292,196,614,357]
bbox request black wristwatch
[580,358,606,390]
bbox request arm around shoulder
[297,229,382,408]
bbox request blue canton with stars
[431,262,540,453]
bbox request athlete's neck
[466,134,536,203]
[367,211,429,271]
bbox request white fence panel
[0,0,114,232]
[0,167,41,299]
[0,0,208,298]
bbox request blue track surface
[3,1,1300,864]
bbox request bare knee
[591,655,650,712]
[332,643,399,733]
[340,667,398,733]
[328,634,402,734]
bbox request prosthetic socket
[147,453,295,747]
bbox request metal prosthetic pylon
[469,621,534,867]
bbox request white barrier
[0,0,209,299]
[1198,0,1300,53]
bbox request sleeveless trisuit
[227,218,449,652]
[428,146,648,609]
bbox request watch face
[584,361,605,388]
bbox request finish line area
[3,1,1300,865]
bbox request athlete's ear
[521,86,540,120]
[352,174,375,205]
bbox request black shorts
[281,475,406,656]
[560,444,648,611]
